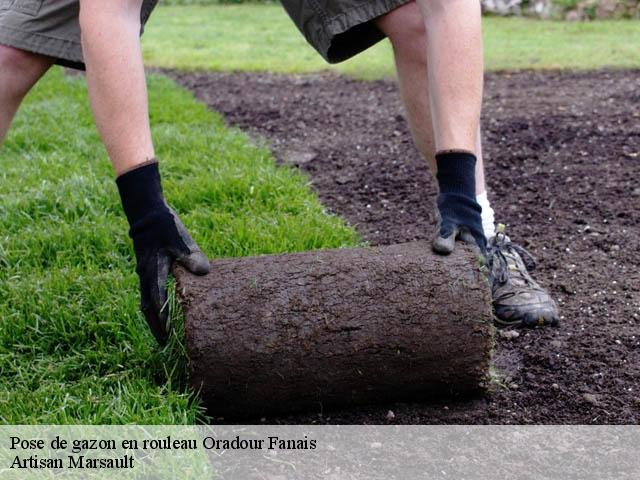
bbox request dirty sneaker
[487,226,559,327]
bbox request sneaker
[487,225,559,327]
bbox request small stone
[583,393,600,406]
[499,329,520,340]
[552,383,559,389]
[282,149,317,165]
[370,442,382,449]
[386,410,395,421]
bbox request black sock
[116,161,186,254]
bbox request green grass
[142,5,640,79]
[0,69,359,424]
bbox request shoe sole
[494,313,560,329]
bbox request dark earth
[168,69,640,424]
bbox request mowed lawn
[143,5,640,78]
[0,70,358,423]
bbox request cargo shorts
[281,0,412,63]
[0,0,158,70]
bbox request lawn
[0,69,358,423]
[142,5,640,79]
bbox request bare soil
[169,69,640,424]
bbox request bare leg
[417,0,483,155]
[376,3,557,326]
[79,0,154,175]
[374,2,486,195]
[0,45,54,143]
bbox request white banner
[1,425,639,479]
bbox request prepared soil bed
[169,69,640,424]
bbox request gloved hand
[432,151,487,255]
[133,208,210,345]
[117,161,210,345]
[433,192,486,255]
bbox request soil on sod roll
[169,69,640,424]
[178,242,492,418]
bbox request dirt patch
[168,69,640,424]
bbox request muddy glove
[432,151,487,255]
[116,161,210,345]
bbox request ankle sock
[476,191,496,239]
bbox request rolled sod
[174,242,493,418]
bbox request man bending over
[281,0,559,327]
[0,0,209,344]
[0,0,557,346]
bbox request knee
[0,45,38,73]
[377,2,427,63]
[0,45,48,98]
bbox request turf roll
[174,241,493,418]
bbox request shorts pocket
[12,0,43,15]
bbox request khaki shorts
[281,0,411,63]
[0,0,158,70]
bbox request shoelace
[487,233,537,287]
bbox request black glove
[117,161,210,345]
[432,151,487,255]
